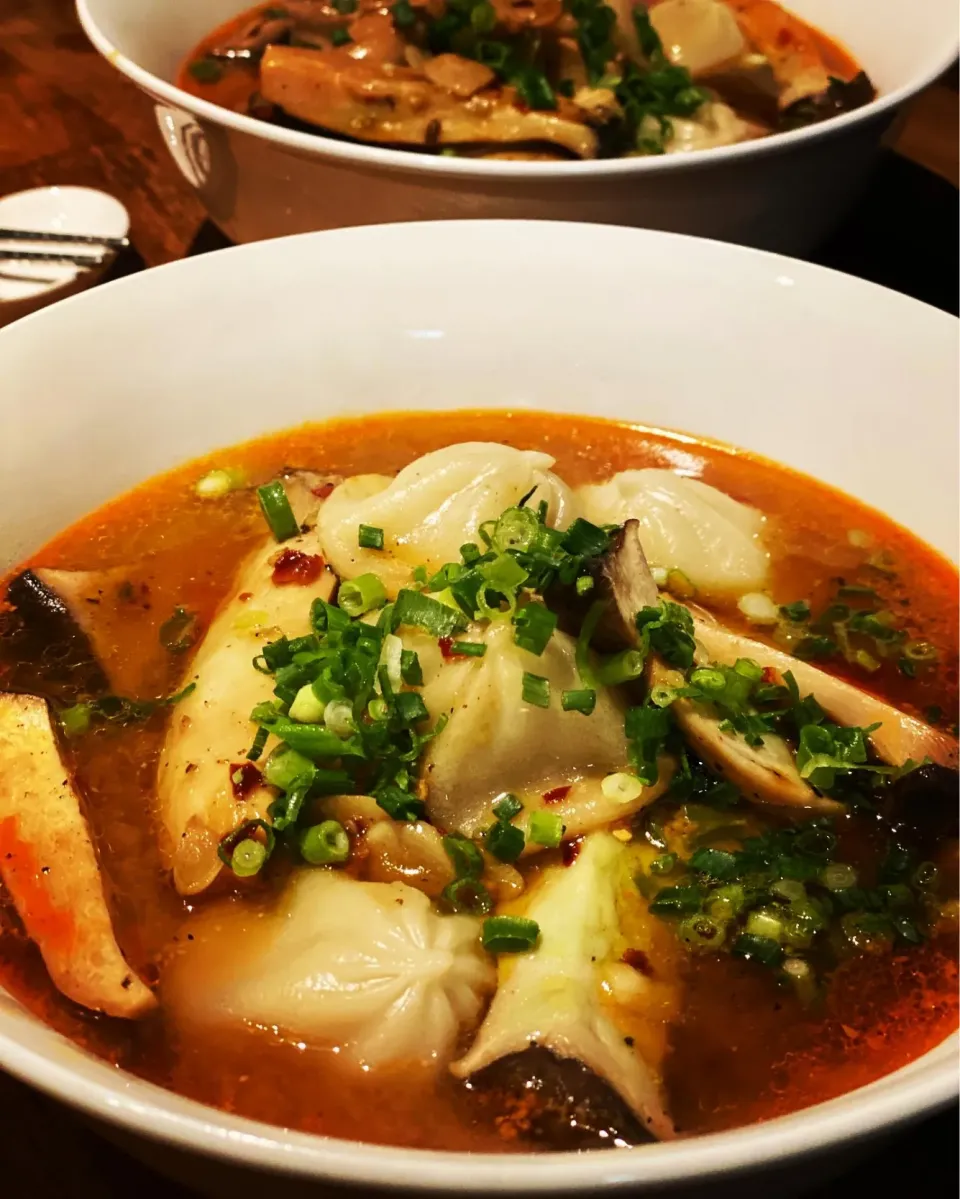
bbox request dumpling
[662,100,753,153]
[452,831,678,1141]
[157,471,335,895]
[317,442,576,596]
[420,621,670,840]
[577,469,769,595]
[163,869,495,1069]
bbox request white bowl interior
[0,220,957,1190]
[86,0,958,100]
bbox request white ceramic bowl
[77,0,958,253]
[0,221,957,1198]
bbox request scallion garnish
[358,524,385,550]
[486,819,525,863]
[528,810,564,848]
[442,877,493,915]
[257,480,299,541]
[338,573,387,617]
[449,640,487,657]
[561,688,596,715]
[299,820,350,865]
[217,818,275,876]
[482,915,540,954]
[513,601,557,656]
[392,587,468,637]
[521,672,550,709]
[492,794,523,821]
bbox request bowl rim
[0,1007,955,1191]
[75,0,959,182]
[0,217,957,1189]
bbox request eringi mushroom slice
[0,693,156,1018]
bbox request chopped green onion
[779,600,811,622]
[442,877,493,915]
[288,684,326,724]
[217,819,275,873]
[745,909,784,942]
[492,794,523,821]
[486,819,525,863]
[374,784,424,822]
[393,587,467,636]
[912,861,939,889]
[513,602,558,656]
[731,932,784,967]
[257,481,299,541]
[443,832,484,879]
[492,506,540,552]
[594,648,645,687]
[737,592,779,625]
[392,690,429,727]
[188,57,223,83]
[338,573,387,617]
[263,745,316,791]
[400,649,423,685]
[770,878,807,904]
[600,772,645,803]
[160,606,200,654]
[59,703,92,738]
[678,914,726,951]
[561,688,596,715]
[689,847,738,880]
[820,862,858,891]
[707,883,746,919]
[903,639,938,664]
[576,575,594,596]
[245,726,269,762]
[299,820,350,865]
[330,26,352,45]
[449,640,487,657]
[665,569,696,599]
[562,518,610,558]
[231,838,267,877]
[649,884,703,916]
[521,672,550,708]
[358,524,384,550]
[650,852,677,875]
[323,699,356,738]
[482,915,540,954]
[575,599,607,688]
[528,810,564,848]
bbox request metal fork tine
[0,249,106,267]
[0,228,129,250]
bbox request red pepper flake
[271,549,325,586]
[237,591,253,602]
[230,762,262,799]
[543,784,571,805]
[312,482,335,499]
[776,28,794,46]
[622,948,653,976]
[762,666,780,685]
[561,837,583,866]
[438,636,454,660]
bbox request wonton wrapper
[318,442,576,597]
[453,831,677,1141]
[578,469,769,596]
[0,694,156,1018]
[163,869,495,1068]
[420,621,669,839]
[157,473,334,895]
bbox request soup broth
[0,411,956,1151]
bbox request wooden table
[1,2,958,1195]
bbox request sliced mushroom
[691,616,959,770]
[1,569,108,701]
[156,471,334,895]
[260,46,599,158]
[452,832,677,1141]
[0,694,156,1017]
[604,520,831,812]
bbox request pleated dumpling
[163,870,495,1068]
[318,442,575,595]
[421,621,668,840]
[452,832,678,1141]
[577,469,769,596]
